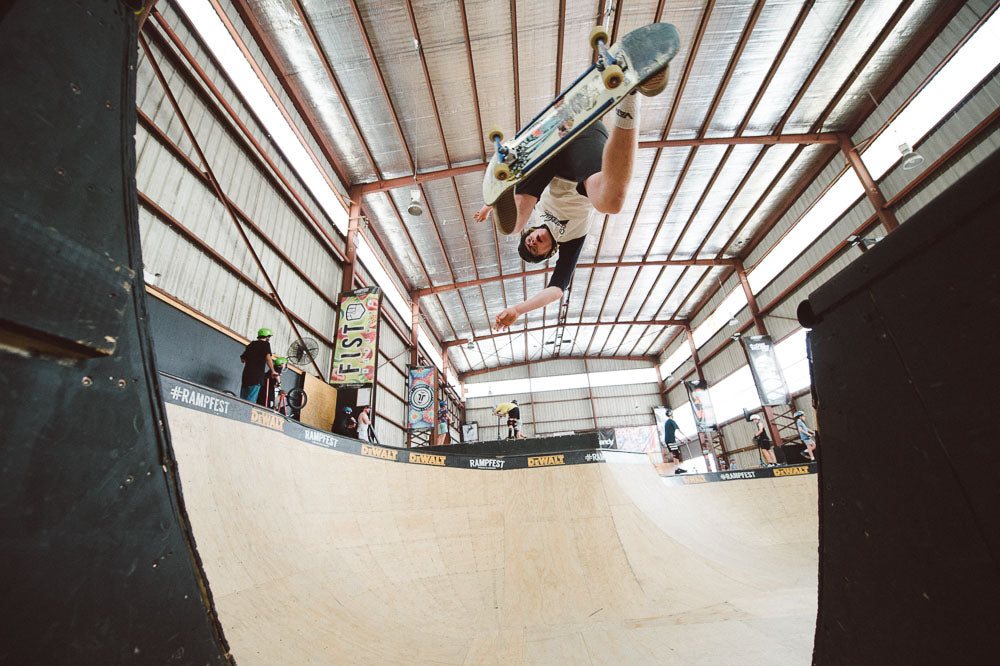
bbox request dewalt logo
[409,452,446,466]
[774,465,810,477]
[362,444,399,461]
[527,454,565,467]
[250,408,284,431]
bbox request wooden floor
[167,404,818,664]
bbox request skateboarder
[474,71,668,332]
[493,399,522,439]
[794,410,817,461]
[662,409,689,473]
[752,414,778,467]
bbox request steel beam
[442,319,686,349]
[412,259,737,298]
[838,133,899,232]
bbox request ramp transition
[165,377,818,663]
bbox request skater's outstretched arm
[493,286,563,331]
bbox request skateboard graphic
[483,23,681,235]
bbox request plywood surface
[167,404,818,664]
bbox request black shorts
[756,437,773,451]
[667,446,683,462]
[507,417,519,427]
[515,122,608,199]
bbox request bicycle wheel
[286,388,308,410]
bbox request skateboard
[482,23,681,235]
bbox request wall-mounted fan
[287,337,319,366]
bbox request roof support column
[683,325,724,463]
[341,189,362,293]
[735,262,784,448]
[838,132,899,232]
[583,359,598,432]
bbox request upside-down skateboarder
[474,69,668,332]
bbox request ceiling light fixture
[898,143,925,171]
[407,189,423,216]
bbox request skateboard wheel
[487,125,504,144]
[601,64,624,89]
[493,163,511,181]
[589,26,609,51]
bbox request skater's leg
[583,94,639,214]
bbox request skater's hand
[494,307,519,331]
[473,205,492,223]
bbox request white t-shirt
[536,176,594,242]
[533,177,595,292]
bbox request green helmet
[257,328,273,338]
[273,356,287,366]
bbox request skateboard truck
[488,126,513,181]
[589,26,626,89]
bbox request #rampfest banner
[330,286,380,388]
[742,334,790,406]
[407,365,436,430]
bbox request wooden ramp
[166,401,817,664]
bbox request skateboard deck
[483,23,680,235]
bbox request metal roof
[174,0,968,377]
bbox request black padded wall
[801,147,1000,663]
[0,2,229,662]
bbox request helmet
[439,400,447,408]
[511,399,518,404]
[750,414,761,421]
[257,328,273,338]
[273,356,287,366]
[343,407,352,414]
[665,409,673,417]
[793,410,805,418]
[517,226,557,264]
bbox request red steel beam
[442,318,686,348]
[355,133,842,195]
[837,132,899,232]
[459,354,655,380]
[413,258,737,298]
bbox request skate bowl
[164,376,818,663]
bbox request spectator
[752,414,778,467]
[493,399,521,439]
[436,400,450,445]
[260,355,286,409]
[662,409,689,474]
[795,410,817,461]
[357,405,374,442]
[333,406,357,438]
[239,328,278,403]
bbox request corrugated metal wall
[136,4,345,384]
[463,358,660,439]
[650,3,999,470]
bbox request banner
[653,406,669,447]
[613,425,658,453]
[685,380,717,432]
[742,334,790,406]
[407,365,435,429]
[330,286,380,387]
